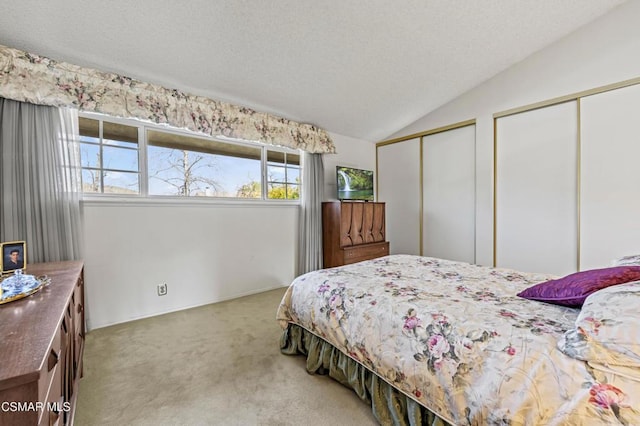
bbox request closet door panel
[496,102,578,275]
[422,125,476,263]
[377,139,421,255]
[580,84,640,270]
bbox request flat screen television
[337,166,374,201]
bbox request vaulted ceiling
[0,0,627,141]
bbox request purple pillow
[517,266,640,307]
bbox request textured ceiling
[0,0,627,141]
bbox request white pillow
[557,282,640,368]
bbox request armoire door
[580,83,640,270]
[422,125,476,263]
[377,138,421,255]
[495,101,578,275]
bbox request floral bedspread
[276,255,640,425]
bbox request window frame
[78,115,143,195]
[266,151,301,200]
[79,112,302,205]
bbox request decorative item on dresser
[0,261,85,426]
[322,201,389,268]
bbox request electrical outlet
[157,283,167,296]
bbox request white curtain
[0,97,83,263]
[297,152,324,275]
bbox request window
[79,117,140,194]
[78,114,301,202]
[147,130,262,198]
[267,151,300,199]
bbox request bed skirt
[279,323,451,426]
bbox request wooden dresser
[0,261,85,426]
[322,201,389,268]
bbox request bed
[276,254,640,425]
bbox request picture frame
[1,241,27,275]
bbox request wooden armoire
[322,201,389,268]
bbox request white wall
[82,201,298,330]
[323,132,377,201]
[82,131,375,330]
[386,0,640,266]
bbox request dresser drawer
[37,320,64,405]
[72,281,85,380]
[39,357,63,426]
[343,242,389,264]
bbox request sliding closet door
[377,139,421,255]
[580,84,640,270]
[495,101,578,275]
[422,125,475,263]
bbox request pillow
[612,254,640,267]
[557,282,640,368]
[516,265,640,307]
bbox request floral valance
[0,44,335,154]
